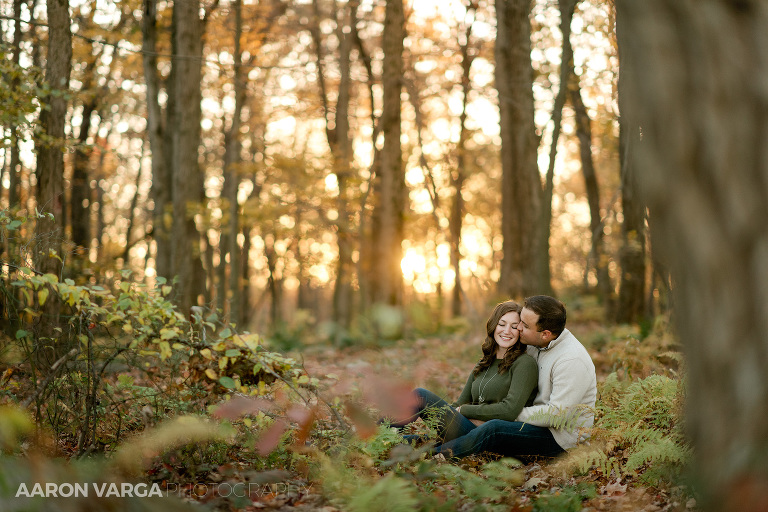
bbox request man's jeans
[391,388,565,459]
[433,418,565,459]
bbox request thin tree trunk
[570,80,612,311]
[496,0,541,298]
[8,0,23,208]
[451,1,478,317]
[142,0,173,281]
[538,0,576,296]
[218,0,246,323]
[618,1,768,509]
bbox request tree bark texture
[8,0,23,207]
[615,4,646,323]
[218,0,246,323]
[538,0,576,297]
[142,0,173,281]
[171,0,205,312]
[617,1,768,510]
[34,0,71,370]
[495,0,542,298]
[371,0,405,306]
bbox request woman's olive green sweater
[453,354,538,422]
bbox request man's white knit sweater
[516,328,597,450]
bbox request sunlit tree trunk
[370,0,405,307]
[142,0,173,281]
[34,0,71,370]
[618,1,768,510]
[615,9,646,324]
[496,0,541,298]
[171,0,205,311]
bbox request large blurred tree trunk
[370,0,405,306]
[172,0,205,312]
[495,0,542,298]
[35,0,71,369]
[618,1,768,510]
[615,5,646,323]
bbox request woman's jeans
[390,388,565,459]
[388,388,477,443]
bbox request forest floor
[178,318,695,512]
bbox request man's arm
[516,358,593,427]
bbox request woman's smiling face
[494,311,521,357]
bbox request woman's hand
[470,419,486,427]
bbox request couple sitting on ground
[388,295,597,460]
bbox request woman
[389,301,538,450]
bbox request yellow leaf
[232,336,245,348]
[123,324,134,334]
[205,369,218,381]
[212,341,226,352]
[172,343,186,350]
[219,357,228,370]
[159,341,172,361]
[200,348,213,359]
[38,288,49,306]
[161,285,172,296]
[243,418,252,427]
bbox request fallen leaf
[601,478,627,496]
[212,396,273,420]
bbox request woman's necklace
[477,366,498,403]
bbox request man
[433,295,597,459]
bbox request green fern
[557,371,690,486]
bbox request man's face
[517,307,551,347]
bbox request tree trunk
[538,0,576,297]
[311,0,355,331]
[450,1,478,317]
[371,0,405,307]
[617,1,768,510]
[218,0,246,323]
[34,0,71,370]
[615,7,646,324]
[8,0,23,208]
[496,0,541,298]
[569,62,612,313]
[71,96,97,251]
[142,0,173,281]
[171,0,205,312]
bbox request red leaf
[211,396,273,420]
[361,376,418,421]
[255,419,288,456]
[286,405,316,446]
[344,401,377,439]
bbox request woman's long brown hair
[473,300,526,375]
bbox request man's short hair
[524,295,566,338]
